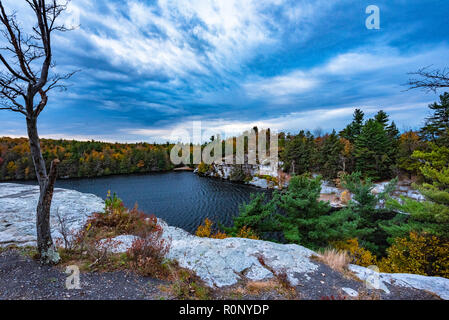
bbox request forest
[197,92,449,278]
[0,138,174,180]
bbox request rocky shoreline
[0,183,448,300]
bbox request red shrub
[126,223,171,278]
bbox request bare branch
[0,0,77,119]
[406,66,449,93]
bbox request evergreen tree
[374,110,389,127]
[420,92,449,147]
[354,119,394,180]
[340,109,365,143]
[274,175,332,248]
[226,192,280,236]
[281,131,316,175]
[385,143,449,240]
[319,130,343,179]
[341,172,398,255]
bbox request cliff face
[195,160,285,189]
[0,183,446,299]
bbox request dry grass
[314,248,350,273]
[246,280,283,294]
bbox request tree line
[0,138,174,181]
[280,93,449,182]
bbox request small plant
[332,239,377,267]
[314,248,350,273]
[104,190,125,214]
[195,218,228,239]
[126,225,171,279]
[85,192,158,239]
[235,226,259,240]
[197,162,210,175]
[161,267,211,300]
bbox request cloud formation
[0,0,448,142]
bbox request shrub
[163,267,211,300]
[379,232,449,278]
[196,218,260,240]
[126,224,171,279]
[197,162,210,175]
[195,218,228,239]
[332,238,377,267]
[85,192,158,239]
[235,226,259,240]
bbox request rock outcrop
[0,183,103,246]
[1,183,447,299]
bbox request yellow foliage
[195,218,225,238]
[236,226,259,240]
[197,162,210,175]
[211,231,228,239]
[340,190,351,205]
[137,160,145,168]
[6,161,17,175]
[379,232,449,278]
[195,219,259,240]
[333,238,377,267]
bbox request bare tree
[407,66,449,92]
[0,0,76,264]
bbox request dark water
[17,172,268,233]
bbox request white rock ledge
[0,183,104,247]
[1,183,448,298]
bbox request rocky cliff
[0,183,447,299]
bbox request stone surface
[0,183,104,247]
[1,183,448,299]
[157,220,318,287]
[341,287,358,297]
[349,264,449,300]
[248,177,268,189]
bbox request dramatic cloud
[0,0,448,142]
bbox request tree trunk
[26,117,60,264]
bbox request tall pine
[420,92,449,147]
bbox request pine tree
[354,119,394,180]
[340,109,365,143]
[385,143,449,240]
[274,175,332,248]
[281,131,316,175]
[319,130,343,179]
[420,92,449,147]
[341,172,398,255]
[374,110,389,127]
[226,192,280,236]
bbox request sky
[0,0,448,143]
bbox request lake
[17,172,268,233]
